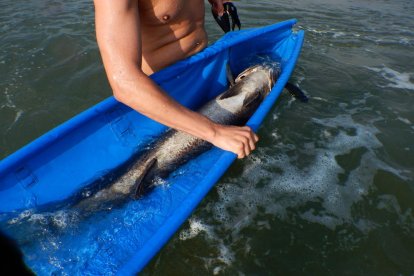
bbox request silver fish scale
[76,65,277,208]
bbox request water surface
[1,0,414,275]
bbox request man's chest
[138,0,205,26]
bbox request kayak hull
[0,19,304,274]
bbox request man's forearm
[111,70,218,143]
[109,67,258,159]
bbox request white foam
[28,213,49,225]
[397,117,412,125]
[3,87,16,108]
[50,211,75,229]
[217,243,235,266]
[179,217,236,274]
[332,32,346,38]
[179,218,209,241]
[178,113,412,271]
[1,87,25,131]
[312,97,329,102]
[367,66,414,91]
[305,27,360,40]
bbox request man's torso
[138,0,207,74]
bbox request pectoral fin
[243,91,261,109]
[132,157,157,200]
[218,85,239,100]
[226,63,235,87]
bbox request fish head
[216,63,281,117]
[235,63,281,88]
[233,63,281,107]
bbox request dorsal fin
[131,158,157,200]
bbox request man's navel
[162,14,170,22]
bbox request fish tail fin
[285,82,309,103]
[131,158,158,200]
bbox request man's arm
[93,0,258,158]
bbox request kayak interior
[0,19,304,274]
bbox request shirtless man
[93,0,258,159]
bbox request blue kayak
[0,19,304,274]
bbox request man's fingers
[248,131,257,151]
[211,124,259,159]
[236,144,245,159]
[241,129,255,158]
[243,137,250,157]
[253,132,259,143]
[242,126,258,154]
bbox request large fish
[75,63,281,211]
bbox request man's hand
[210,124,259,159]
[209,0,240,33]
[208,0,226,16]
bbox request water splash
[367,66,414,91]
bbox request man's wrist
[200,119,219,144]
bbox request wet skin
[94,0,258,159]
